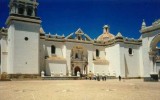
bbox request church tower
[6,0,41,75]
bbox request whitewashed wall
[94,64,108,75]
[142,30,160,77]
[0,37,8,73]
[45,41,64,57]
[119,43,141,78]
[45,61,67,76]
[7,21,40,74]
[105,44,120,77]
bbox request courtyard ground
[0,79,160,100]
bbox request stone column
[24,5,27,15]
[150,57,154,73]
[10,5,16,14]
[32,6,35,16]
[15,4,18,14]
[83,65,85,74]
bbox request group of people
[87,71,107,81]
[87,71,122,81]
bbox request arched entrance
[71,46,88,76]
[159,70,160,78]
[149,33,160,74]
[74,66,80,76]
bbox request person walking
[119,75,121,81]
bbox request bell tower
[8,0,38,17]
[6,0,41,75]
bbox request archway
[74,66,80,76]
[71,46,88,76]
[149,33,160,74]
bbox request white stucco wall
[45,41,64,57]
[8,21,40,74]
[94,64,108,75]
[105,44,120,77]
[119,43,141,78]
[0,37,8,73]
[45,61,67,76]
[142,30,160,77]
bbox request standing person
[97,72,100,81]
[119,75,121,81]
[93,74,96,80]
[88,71,92,80]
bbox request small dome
[97,25,115,41]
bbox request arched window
[128,48,133,55]
[18,5,24,15]
[27,7,33,16]
[51,45,56,54]
[96,49,99,57]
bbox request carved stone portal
[71,46,88,76]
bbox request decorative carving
[149,51,156,57]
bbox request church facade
[0,0,160,78]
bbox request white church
[0,0,160,78]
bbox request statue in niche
[75,53,78,59]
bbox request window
[96,49,99,57]
[18,5,24,15]
[128,48,133,55]
[51,45,56,54]
[27,7,33,16]
[24,37,29,41]
[78,36,81,40]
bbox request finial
[75,28,84,35]
[141,19,146,29]
[103,25,109,28]
[62,34,65,37]
[116,32,122,37]
[103,25,109,33]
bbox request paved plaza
[0,79,160,100]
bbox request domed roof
[97,25,115,41]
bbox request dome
[97,25,115,41]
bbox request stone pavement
[0,79,160,100]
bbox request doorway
[74,66,80,76]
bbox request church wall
[93,46,106,59]
[139,46,144,77]
[142,29,160,77]
[44,41,64,57]
[94,64,109,75]
[7,24,15,74]
[39,39,46,72]
[0,37,8,73]
[119,43,141,78]
[42,41,67,75]
[105,44,121,77]
[93,45,108,74]
[9,21,40,74]
[45,61,67,76]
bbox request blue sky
[0,0,160,39]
